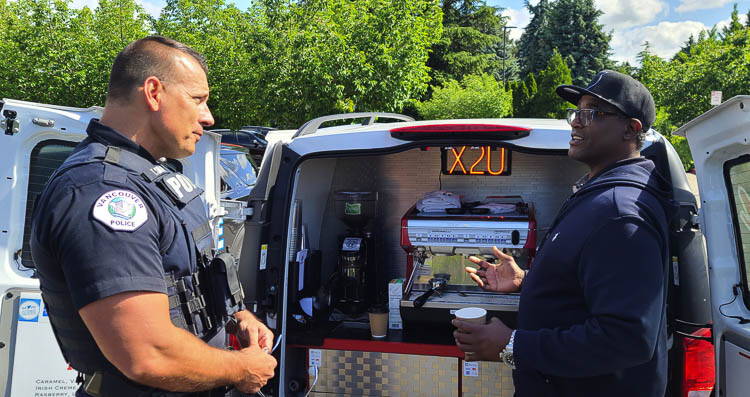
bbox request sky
[495,0,750,64]
[70,0,750,65]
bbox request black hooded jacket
[512,157,674,397]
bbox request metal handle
[413,287,436,308]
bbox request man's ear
[142,76,163,112]
[623,118,643,141]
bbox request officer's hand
[466,246,525,293]
[234,310,274,352]
[234,345,278,394]
[452,317,512,362]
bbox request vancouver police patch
[92,190,148,231]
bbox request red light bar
[391,124,531,141]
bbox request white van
[0,98,244,396]
[240,111,715,396]
[675,95,750,397]
[1,97,744,396]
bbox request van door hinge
[691,209,702,230]
[2,110,19,136]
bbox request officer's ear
[143,76,164,112]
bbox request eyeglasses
[566,108,628,127]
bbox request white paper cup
[455,307,487,325]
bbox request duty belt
[81,371,231,397]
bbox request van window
[726,156,750,307]
[22,140,77,269]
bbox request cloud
[595,0,668,30]
[715,12,749,30]
[501,7,532,40]
[610,20,707,64]
[676,0,733,13]
[137,0,162,17]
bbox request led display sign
[441,146,511,176]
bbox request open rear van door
[677,95,750,397]
[0,99,222,396]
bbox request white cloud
[137,0,162,17]
[715,12,749,30]
[501,7,532,40]
[595,0,668,29]
[676,0,733,13]
[610,20,706,64]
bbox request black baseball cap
[556,70,655,131]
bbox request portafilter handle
[413,278,446,308]
[413,288,435,308]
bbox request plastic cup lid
[455,307,487,319]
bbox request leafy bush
[665,134,694,172]
[417,73,513,119]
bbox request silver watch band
[507,329,516,353]
[501,330,517,369]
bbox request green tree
[416,73,513,119]
[526,49,571,118]
[512,72,537,117]
[89,0,152,103]
[427,0,517,89]
[517,0,551,78]
[155,0,442,128]
[0,0,150,107]
[154,0,258,129]
[0,0,21,99]
[517,0,611,85]
[637,6,750,127]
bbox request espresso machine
[333,191,378,314]
[398,196,536,342]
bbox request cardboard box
[388,279,404,329]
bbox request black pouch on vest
[209,252,245,318]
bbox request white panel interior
[725,340,750,397]
[293,147,588,284]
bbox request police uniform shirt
[31,120,223,365]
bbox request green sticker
[345,202,361,215]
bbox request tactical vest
[37,139,244,396]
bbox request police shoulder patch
[92,189,149,231]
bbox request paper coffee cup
[455,307,487,325]
[368,305,389,339]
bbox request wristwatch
[500,330,517,369]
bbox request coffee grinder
[333,191,378,314]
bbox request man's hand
[79,291,277,393]
[465,246,525,293]
[233,344,277,394]
[452,317,513,362]
[233,310,274,352]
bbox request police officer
[30,36,277,396]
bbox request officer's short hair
[107,36,208,104]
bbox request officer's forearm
[118,325,263,392]
[80,291,271,392]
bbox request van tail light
[681,327,715,397]
[390,124,530,141]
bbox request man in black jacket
[453,70,672,396]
